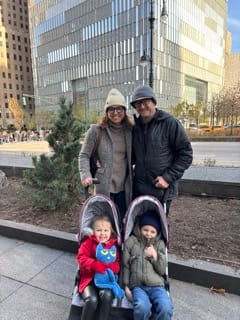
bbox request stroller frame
[68,194,170,320]
[68,193,131,320]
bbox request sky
[227,0,240,53]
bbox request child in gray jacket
[122,210,173,320]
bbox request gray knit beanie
[130,85,157,107]
[104,88,126,112]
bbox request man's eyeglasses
[107,106,125,114]
[134,99,152,108]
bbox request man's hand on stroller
[91,261,107,274]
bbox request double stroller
[68,193,169,320]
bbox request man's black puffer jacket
[132,109,193,202]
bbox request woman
[79,88,133,223]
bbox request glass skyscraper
[29,0,227,123]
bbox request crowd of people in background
[0,128,50,144]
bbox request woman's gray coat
[79,124,132,206]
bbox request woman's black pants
[81,283,113,320]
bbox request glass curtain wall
[29,0,226,118]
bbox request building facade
[224,52,240,88]
[28,0,227,126]
[0,0,34,129]
[224,32,240,89]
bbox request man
[131,85,193,215]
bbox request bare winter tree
[8,98,24,130]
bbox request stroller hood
[78,194,121,246]
[123,195,168,245]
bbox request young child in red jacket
[77,215,121,320]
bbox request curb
[0,219,239,296]
[179,179,240,199]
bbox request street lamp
[140,0,168,88]
[139,50,150,67]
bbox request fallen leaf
[209,287,226,295]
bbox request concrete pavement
[0,141,52,168]
[0,234,73,320]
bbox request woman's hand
[82,177,93,187]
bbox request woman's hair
[91,215,117,237]
[98,113,133,129]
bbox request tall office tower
[224,31,240,89]
[0,0,34,129]
[28,0,227,126]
